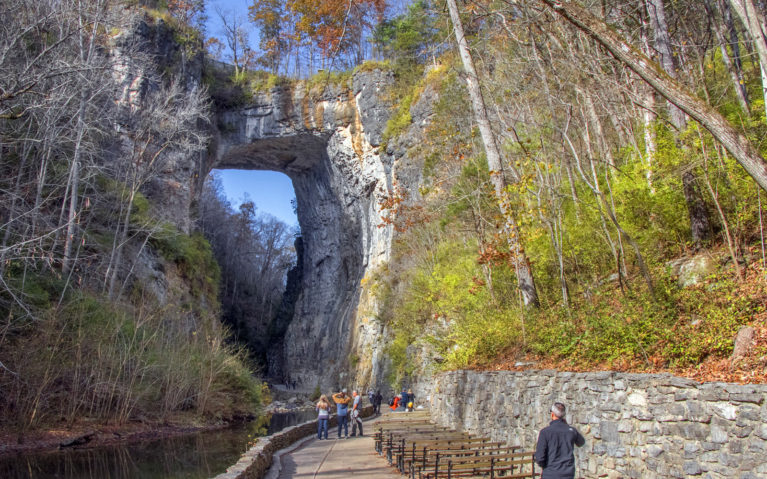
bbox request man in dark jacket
[534,402,585,478]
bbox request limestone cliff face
[208,70,435,390]
[112,14,432,391]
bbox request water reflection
[0,409,318,479]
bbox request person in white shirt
[350,390,363,437]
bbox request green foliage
[372,0,440,72]
[310,383,321,402]
[374,62,766,372]
[381,90,415,149]
[349,353,360,367]
[151,225,220,302]
[354,60,393,75]
[305,69,353,94]
[386,333,416,385]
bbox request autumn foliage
[249,0,388,72]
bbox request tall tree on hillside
[538,0,767,193]
[645,0,713,246]
[646,0,687,130]
[445,0,539,308]
[167,0,206,27]
[287,0,387,69]
[704,0,750,113]
[216,6,256,76]
[728,0,767,122]
[249,0,286,73]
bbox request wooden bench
[417,450,537,479]
[405,445,521,477]
[391,437,497,470]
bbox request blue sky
[214,169,298,226]
[204,3,298,226]
[204,0,252,41]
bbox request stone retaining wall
[429,370,767,478]
[214,406,374,479]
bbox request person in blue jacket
[534,402,585,479]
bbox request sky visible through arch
[213,169,298,227]
[202,0,407,228]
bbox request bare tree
[215,6,255,77]
[446,0,540,308]
[539,0,767,193]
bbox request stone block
[729,393,765,404]
[653,402,687,422]
[646,444,664,458]
[592,442,607,455]
[698,384,730,401]
[683,441,701,457]
[606,444,626,458]
[723,384,757,395]
[727,440,743,454]
[687,402,712,423]
[600,422,620,443]
[735,404,760,424]
[617,421,634,433]
[708,424,728,443]
[627,392,648,407]
[588,383,614,393]
[631,409,654,421]
[755,423,767,441]
[701,441,722,451]
[711,402,738,420]
[675,389,700,401]
[684,461,703,475]
[663,422,710,441]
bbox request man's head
[550,402,566,420]
[341,388,347,395]
[353,390,358,397]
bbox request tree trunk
[682,171,713,245]
[540,0,767,193]
[646,0,688,130]
[706,0,750,112]
[728,0,767,121]
[639,12,657,192]
[446,0,539,308]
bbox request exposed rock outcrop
[119,14,436,391]
[204,68,432,390]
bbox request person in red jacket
[389,394,400,410]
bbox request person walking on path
[350,390,364,437]
[332,389,352,439]
[406,389,415,411]
[316,395,331,440]
[534,402,585,479]
[373,390,383,414]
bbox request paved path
[275,432,399,479]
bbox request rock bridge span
[208,71,402,390]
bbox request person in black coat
[534,402,585,479]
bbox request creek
[0,409,318,479]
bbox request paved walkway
[275,432,399,479]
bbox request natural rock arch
[208,72,398,389]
